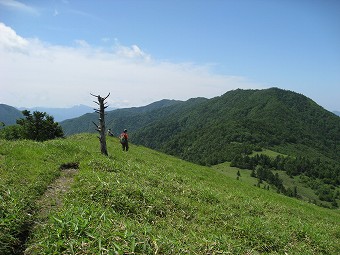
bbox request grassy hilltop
[1,134,339,254]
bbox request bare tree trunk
[91,93,110,156]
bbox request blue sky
[0,0,339,111]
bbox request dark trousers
[122,142,129,151]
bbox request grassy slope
[213,162,337,208]
[1,135,339,254]
[0,137,86,254]
[214,149,340,208]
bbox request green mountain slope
[61,88,339,166]
[133,88,340,165]
[0,134,339,254]
[60,99,187,135]
[0,104,23,126]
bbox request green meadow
[1,134,339,254]
[213,149,340,208]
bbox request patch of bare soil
[22,167,78,254]
[36,168,78,219]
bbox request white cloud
[0,0,38,15]
[115,44,151,61]
[74,39,90,48]
[0,22,28,51]
[0,22,263,108]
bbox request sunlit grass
[1,134,339,254]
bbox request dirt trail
[21,167,78,254]
[36,168,78,219]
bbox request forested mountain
[61,88,339,166]
[0,104,23,126]
[60,99,201,135]
[129,88,340,206]
[134,88,340,165]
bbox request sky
[0,0,339,111]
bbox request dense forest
[133,88,339,163]
[231,154,340,206]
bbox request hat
[124,129,127,132]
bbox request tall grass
[1,134,339,254]
[0,137,85,254]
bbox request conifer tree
[16,110,64,141]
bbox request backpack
[119,134,126,144]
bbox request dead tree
[91,93,110,156]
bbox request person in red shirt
[119,129,129,151]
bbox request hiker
[107,128,114,137]
[119,129,129,151]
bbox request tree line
[0,110,64,141]
[231,153,339,207]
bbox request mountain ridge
[134,88,340,163]
[19,104,116,122]
[59,88,340,164]
[59,98,206,136]
[0,104,23,126]
[0,104,117,124]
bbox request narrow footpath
[36,168,78,218]
[22,166,78,254]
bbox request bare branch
[90,93,99,98]
[104,93,110,100]
[92,121,99,128]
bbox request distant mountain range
[59,99,185,136]
[2,96,339,126]
[19,105,116,122]
[0,104,116,125]
[0,104,24,126]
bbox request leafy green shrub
[0,125,23,140]
[16,110,64,141]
